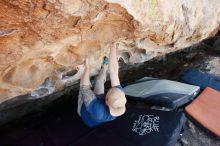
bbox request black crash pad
[0,107,185,146]
[73,108,186,146]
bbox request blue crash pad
[181,69,220,91]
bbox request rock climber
[77,42,127,127]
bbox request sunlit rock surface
[0,0,220,101]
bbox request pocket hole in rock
[118,51,131,64]
[62,69,78,79]
[41,77,54,87]
[31,88,49,97]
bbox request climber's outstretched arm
[80,59,91,87]
[109,43,120,87]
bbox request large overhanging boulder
[0,0,220,102]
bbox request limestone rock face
[0,0,220,101]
